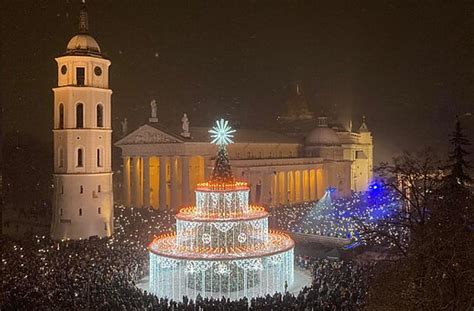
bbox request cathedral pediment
[116,124,183,145]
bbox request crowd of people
[272,189,401,245]
[1,206,174,309]
[2,204,372,310]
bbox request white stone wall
[51,173,113,240]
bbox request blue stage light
[327,187,337,193]
[368,182,382,191]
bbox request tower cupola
[65,1,102,57]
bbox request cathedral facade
[50,5,114,240]
[116,86,373,210]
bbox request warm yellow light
[177,205,267,218]
[196,181,249,191]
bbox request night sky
[2,0,473,164]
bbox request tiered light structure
[149,119,294,300]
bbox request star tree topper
[209,119,236,146]
[208,119,236,183]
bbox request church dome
[305,127,341,146]
[66,34,101,54]
[63,2,103,57]
[305,117,341,146]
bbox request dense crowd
[1,206,174,310]
[190,256,371,311]
[272,189,402,245]
[2,205,371,310]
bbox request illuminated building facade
[50,4,114,240]
[116,94,373,210]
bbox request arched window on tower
[96,104,103,127]
[97,148,103,167]
[77,148,84,167]
[58,147,64,168]
[76,103,84,128]
[59,103,64,129]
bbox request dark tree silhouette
[366,128,474,310]
[359,149,443,257]
[447,118,472,185]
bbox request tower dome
[67,33,100,53]
[305,117,341,146]
[64,1,103,57]
[66,34,101,54]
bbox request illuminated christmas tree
[148,119,294,301]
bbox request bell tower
[51,2,113,240]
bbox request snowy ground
[137,265,312,299]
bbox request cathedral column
[182,156,190,206]
[273,172,279,205]
[170,156,179,211]
[143,156,150,207]
[122,156,131,206]
[292,171,297,203]
[314,169,319,199]
[307,170,312,201]
[308,169,314,200]
[300,170,305,202]
[286,171,290,203]
[132,157,141,207]
[316,168,327,198]
[303,170,309,201]
[281,171,288,204]
[151,157,159,208]
[159,156,167,209]
[296,171,300,201]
